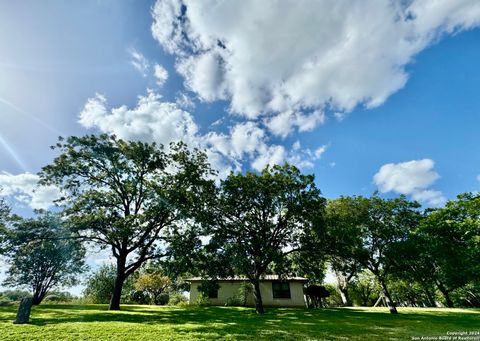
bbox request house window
[208,288,218,299]
[272,281,291,299]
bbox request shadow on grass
[1,304,479,340]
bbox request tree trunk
[339,286,350,306]
[423,287,436,307]
[109,256,127,310]
[32,287,47,305]
[335,271,351,306]
[32,292,43,305]
[436,282,454,308]
[380,280,398,314]
[252,279,264,314]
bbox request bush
[322,284,344,307]
[169,292,188,306]
[224,296,242,306]
[157,293,170,305]
[195,294,210,306]
[0,295,13,306]
[0,290,30,302]
[83,264,137,304]
[44,291,76,303]
[128,290,150,305]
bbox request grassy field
[0,304,478,340]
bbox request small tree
[207,164,325,314]
[135,272,171,305]
[83,264,138,304]
[3,212,86,305]
[40,134,214,310]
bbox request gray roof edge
[185,275,308,282]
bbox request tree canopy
[40,134,215,310]
[206,164,326,313]
[3,212,86,305]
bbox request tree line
[0,135,478,314]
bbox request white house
[187,275,308,307]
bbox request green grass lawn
[0,304,478,340]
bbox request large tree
[207,164,325,314]
[357,194,422,314]
[40,134,214,310]
[324,197,368,306]
[3,212,86,305]
[415,193,480,307]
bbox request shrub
[157,293,170,305]
[0,295,13,306]
[44,291,76,303]
[195,294,210,306]
[224,296,242,306]
[0,290,30,302]
[322,284,344,307]
[169,292,188,306]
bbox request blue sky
[1,0,480,212]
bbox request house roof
[185,275,308,282]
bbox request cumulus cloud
[373,159,446,205]
[152,0,480,124]
[78,91,325,176]
[0,172,61,209]
[79,91,199,147]
[265,110,326,138]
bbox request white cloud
[373,159,446,205]
[251,145,285,172]
[79,91,326,175]
[154,63,169,86]
[265,110,326,138]
[152,0,480,121]
[0,172,61,210]
[79,90,199,148]
[477,174,480,182]
[129,48,150,77]
[314,145,327,159]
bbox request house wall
[189,281,306,307]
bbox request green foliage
[39,134,215,310]
[349,270,381,306]
[3,212,86,305]
[224,282,253,307]
[44,291,76,303]
[0,193,14,255]
[224,296,243,306]
[168,292,188,306]
[83,264,137,304]
[134,271,171,305]
[206,164,326,313]
[0,289,31,302]
[451,282,480,308]
[322,284,343,307]
[197,280,220,299]
[238,281,253,306]
[324,197,368,305]
[195,294,211,306]
[414,193,480,307]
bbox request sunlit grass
[0,304,478,340]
